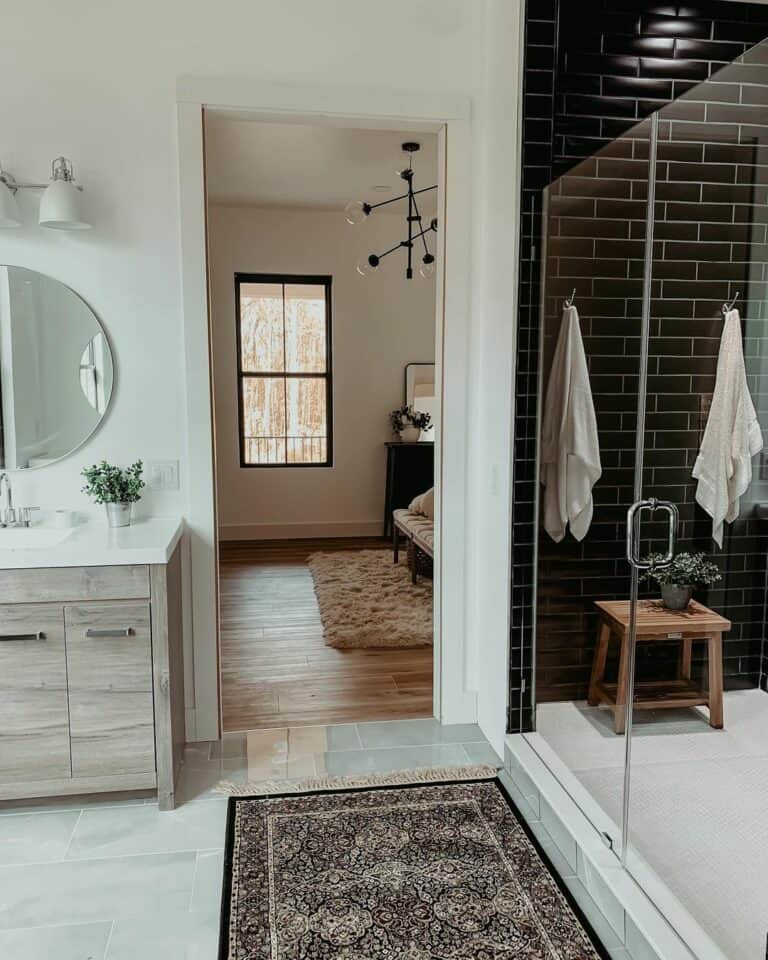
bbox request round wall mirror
[0,266,114,469]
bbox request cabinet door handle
[0,632,44,641]
[85,628,134,638]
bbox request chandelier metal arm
[366,183,437,212]
[410,191,430,258]
[369,221,437,265]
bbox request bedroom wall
[207,204,436,539]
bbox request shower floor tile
[536,688,768,960]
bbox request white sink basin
[0,528,73,549]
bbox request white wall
[2,0,523,746]
[464,0,524,756]
[208,205,436,539]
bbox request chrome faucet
[0,473,15,526]
[0,473,37,528]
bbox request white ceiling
[204,113,438,213]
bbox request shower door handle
[626,498,679,571]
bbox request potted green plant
[389,404,419,442]
[411,410,432,438]
[389,405,433,442]
[642,551,721,610]
[81,460,145,528]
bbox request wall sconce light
[0,157,91,231]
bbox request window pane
[239,282,284,372]
[242,376,286,464]
[286,377,327,463]
[284,284,327,373]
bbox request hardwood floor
[219,538,434,731]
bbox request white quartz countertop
[0,516,184,569]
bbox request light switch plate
[146,459,180,491]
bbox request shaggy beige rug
[307,549,432,648]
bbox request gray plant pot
[106,502,132,528]
[661,584,693,610]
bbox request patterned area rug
[307,549,432,648]
[219,772,607,959]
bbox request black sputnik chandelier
[344,141,438,280]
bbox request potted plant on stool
[643,551,721,610]
[82,460,145,527]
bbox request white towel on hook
[693,307,763,548]
[540,304,601,542]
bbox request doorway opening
[203,113,443,734]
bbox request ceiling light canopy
[345,142,438,281]
[0,156,90,231]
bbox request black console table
[383,441,434,537]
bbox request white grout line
[61,808,84,861]
[187,851,201,911]
[102,919,115,960]
[0,847,224,868]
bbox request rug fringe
[215,763,497,797]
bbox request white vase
[400,425,420,443]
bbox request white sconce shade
[39,178,90,230]
[0,180,21,228]
[38,157,90,230]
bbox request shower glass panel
[533,118,653,858]
[531,37,768,959]
[625,41,768,960]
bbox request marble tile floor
[0,718,500,960]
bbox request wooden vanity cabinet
[0,543,184,809]
[0,604,71,782]
[65,600,155,778]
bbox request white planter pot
[400,425,420,443]
[106,502,132,528]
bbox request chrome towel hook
[564,288,576,309]
[722,290,740,315]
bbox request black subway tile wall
[511,0,768,733]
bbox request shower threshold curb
[503,734,729,960]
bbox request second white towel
[540,304,601,542]
[693,307,763,547]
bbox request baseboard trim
[217,521,384,541]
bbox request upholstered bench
[393,508,434,583]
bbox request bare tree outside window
[235,274,332,466]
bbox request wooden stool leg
[707,632,724,729]
[588,622,610,706]
[614,633,630,735]
[680,637,692,680]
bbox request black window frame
[234,272,333,469]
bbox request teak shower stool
[589,599,730,734]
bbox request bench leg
[393,526,400,564]
[707,632,724,729]
[680,637,692,681]
[406,539,417,583]
[614,633,630,735]
[588,622,610,707]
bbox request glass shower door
[624,40,768,960]
[531,116,655,860]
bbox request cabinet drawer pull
[85,628,134,638]
[0,632,44,641]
